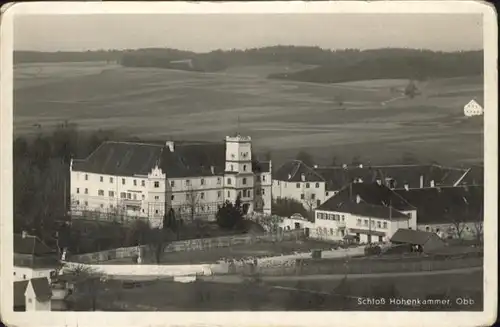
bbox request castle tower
[224,135,254,214]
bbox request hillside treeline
[15,46,483,82]
[14,50,122,64]
[269,49,483,83]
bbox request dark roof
[273,160,325,183]
[313,164,470,191]
[319,182,415,212]
[73,142,163,176]
[391,228,440,245]
[318,201,408,220]
[14,280,29,307]
[30,277,53,301]
[395,185,483,224]
[14,234,55,256]
[73,141,270,178]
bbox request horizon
[14,14,483,53]
[14,45,484,54]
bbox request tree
[404,80,419,99]
[271,198,309,219]
[125,219,152,246]
[472,205,484,243]
[257,215,284,233]
[216,197,244,229]
[147,227,174,264]
[183,187,202,223]
[295,150,314,166]
[63,264,105,311]
[163,208,180,240]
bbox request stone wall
[70,229,306,264]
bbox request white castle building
[70,135,272,227]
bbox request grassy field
[88,269,483,311]
[103,239,333,265]
[14,62,484,166]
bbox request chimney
[300,173,305,182]
[404,183,409,191]
[210,166,215,175]
[166,141,174,152]
[287,174,292,180]
[356,194,361,204]
[22,231,28,239]
[420,175,424,188]
[430,180,435,187]
[376,179,382,186]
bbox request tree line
[15,46,483,84]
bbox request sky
[14,14,483,52]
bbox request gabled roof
[391,228,441,245]
[14,233,55,256]
[395,185,483,224]
[29,277,53,301]
[465,99,483,108]
[72,140,270,178]
[320,182,416,211]
[274,161,470,191]
[317,182,413,219]
[273,160,325,183]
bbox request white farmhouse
[285,182,417,243]
[70,135,272,227]
[464,99,484,117]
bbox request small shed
[390,228,445,253]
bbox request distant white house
[464,99,484,117]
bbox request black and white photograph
[0,1,497,327]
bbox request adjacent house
[390,228,446,253]
[395,185,483,240]
[13,277,53,311]
[70,135,272,227]
[464,99,484,117]
[309,182,417,243]
[272,160,476,211]
[14,232,59,282]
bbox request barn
[390,228,446,253]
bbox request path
[200,266,482,284]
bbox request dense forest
[14,46,483,82]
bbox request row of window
[356,219,388,229]
[317,213,345,221]
[316,227,345,237]
[296,182,321,189]
[85,174,225,188]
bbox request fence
[292,253,483,276]
[62,261,228,277]
[70,229,306,263]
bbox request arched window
[242,177,247,185]
[243,165,247,171]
